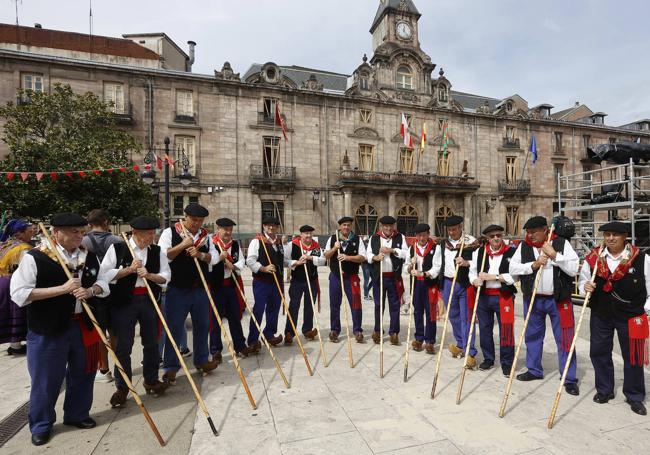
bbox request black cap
[299,225,315,233]
[443,215,464,227]
[523,216,548,230]
[129,216,160,230]
[216,218,236,227]
[379,215,396,225]
[262,216,280,226]
[50,213,88,227]
[184,203,209,218]
[414,223,431,234]
[338,216,354,224]
[599,222,630,234]
[482,224,504,235]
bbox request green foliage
[0,84,157,221]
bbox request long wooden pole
[121,233,218,436]
[335,230,354,368]
[259,237,314,376]
[430,237,466,399]
[213,241,290,389]
[456,243,488,404]
[38,223,166,446]
[547,244,604,428]
[299,242,328,367]
[403,247,416,382]
[499,224,556,417]
[179,222,257,409]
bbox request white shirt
[509,239,579,295]
[578,248,650,312]
[443,234,477,278]
[157,226,219,266]
[10,244,110,313]
[211,238,245,279]
[365,234,409,273]
[98,238,171,289]
[324,234,368,259]
[468,244,515,289]
[246,234,290,273]
[288,241,326,268]
[410,242,442,279]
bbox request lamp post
[141,136,193,228]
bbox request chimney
[575,101,580,107]
[186,40,196,72]
[34,23,42,28]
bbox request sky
[2,0,649,126]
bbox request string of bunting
[0,164,155,182]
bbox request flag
[441,122,450,156]
[155,154,163,170]
[420,122,427,152]
[400,113,413,148]
[529,135,538,164]
[275,102,288,141]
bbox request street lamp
[141,136,193,228]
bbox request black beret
[184,203,209,217]
[129,216,160,230]
[523,216,548,230]
[262,216,280,226]
[414,223,431,234]
[443,215,464,227]
[299,225,315,233]
[379,215,396,225]
[216,218,236,227]
[599,222,630,234]
[338,216,354,224]
[51,212,88,227]
[482,224,504,235]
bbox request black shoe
[502,365,512,377]
[31,431,50,446]
[626,399,647,416]
[478,360,494,371]
[593,392,615,404]
[180,347,191,357]
[7,345,26,355]
[564,383,580,396]
[516,371,543,382]
[63,417,96,429]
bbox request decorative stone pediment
[214,61,240,81]
[348,127,383,141]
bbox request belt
[223,278,234,286]
[484,288,501,296]
[133,287,148,295]
[536,293,553,297]
[382,272,396,278]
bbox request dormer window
[396,66,413,90]
[360,75,369,91]
[438,85,448,102]
[506,102,513,112]
[540,107,550,118]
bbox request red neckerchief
[212,234,232,252]
[585,244,640,293]
[255,233,282,246]
[524,232,557,248]
[175,222,208,248]
[486,242,509,258]
[377,230,398,240]
[416,239,436,257]
[292,237,319,252]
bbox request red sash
[484,288,515,347]
[348,274,362,310]
[383,272,404,303]
[429,285,440,322]
[74,315,101,374]
[466,285,476,323]
[629,313,649,366]
[556,298,575,352]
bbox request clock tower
[370,0,421,51]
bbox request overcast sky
[3,0,649,125]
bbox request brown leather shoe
[247,341,262,354]
[144,380,169,397]
[465,355,478,370]
[212,352,223,365]
[196,358,219,373]
[268,335,283,346]
[329,331,340,343]
[162,371,177,385]
[110,388,128,408]
[303,328,318,340]
[372,331,381,344]
[425,343,435,355]
[412,340,423,352]
[284,332,294,345]
[448,343,463,358]
[355,332,365,343]
[236,349,248,358]
[390,333,400,346]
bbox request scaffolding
[557,158,650,256]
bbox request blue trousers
[522,296,577,383]
[26,324,95,435]
[286,279,316,336]
[413,280,436,344]
[209,285,246,354]
[590,312,645,402]
[163,286,209,372]
[362,263,372,298]
[329,273,363,334]
[248,279,281,345]
[477,294,514,366]
[158,294,188,358]
[373,275,400,335]
[442,278,476,356]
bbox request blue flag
[529,135,538,164]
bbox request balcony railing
[249,164,296,193]
[112,102,134,125]
[174,111,196,124]
[498,179,531,195]
[257,112,275,125]
[502,137,520,148]
[338,169,479,191]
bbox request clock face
[396,22,412,40]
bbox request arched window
[396,66,413,90]
[397,204,419,236]
[355,204,378,237]
[438,85,448,102]
[435,205,454,237]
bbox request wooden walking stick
[335,230,354,368]
[403,247,416,382]
[259,238,314,376]
[456,243,488,404]
[379,258,385,378]
[214,242,290,389]
[431,237,466,399]
[121,233,219,436]
[499,224,556,418]
[179,222,257,410]
[38,224,166,446]
[547,243,604,429]
[299,241,328,367]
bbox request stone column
[388,191,397,217]
[343,190,352,217]
[427,192,437,227]
[463,194,472,234]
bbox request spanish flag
[420,122,427,152]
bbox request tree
[0,84,157,221]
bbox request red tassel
[395,276,405,304]
[499,292,515,347]
[78,319,101,374]
[235,275,246,319]
[466,285,476,323]
[349,274,362,310]
[628,314,649,366]
[428,286,439,322]
[557,299,575,352]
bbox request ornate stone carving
[301,74,323,91]
[349,127,382,141]
[393,90,419,103]
[214,61,240,81]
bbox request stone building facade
[1,0,649,237]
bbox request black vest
[519,238,573,301]
[169,228,209,288]
[290,242,321,282]
[328,234,361,276]
[208,239,241,289]
[438,240,476,288]
[475,245,517,295]
[252,237,284,281]
[369,234,404,281]
[26,249,100,336]
[109,242,162,305]
[409,242,438,288]
[590,250,646,320]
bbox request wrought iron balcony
[337,169,479,192]
[113,102,134,125]
[502,137,521,149]
[174,111,196,124]
[249,164,296,193]
[498,179,531,195]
